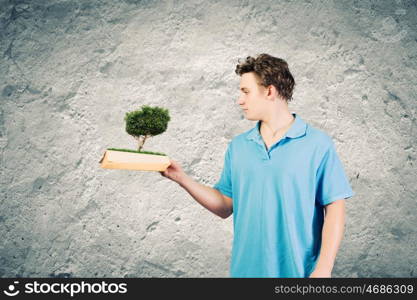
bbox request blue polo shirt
[213,112,355,278]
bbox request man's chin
[242,111,258,121]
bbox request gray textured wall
[1,0,416,278]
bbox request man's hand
[159,159,187,184]
[309,268,332,278]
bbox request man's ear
[266,85,278,100]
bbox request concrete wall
[1,0,416,278]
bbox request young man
[160,53,355,278]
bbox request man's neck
[260,110,295,137]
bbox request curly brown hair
[235,53,295,102]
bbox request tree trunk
[138,135,148,152]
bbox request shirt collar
[246,112,307,143]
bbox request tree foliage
[124,105,170,151]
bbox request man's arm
[310,199,346,277]
[178,174,233,219]
[159,159,233,218]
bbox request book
[99,150,171,172]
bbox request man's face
[237,72,269,121]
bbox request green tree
[124,105,170,152]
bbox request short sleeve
[213,143,233,198]
[315,140,355,206]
